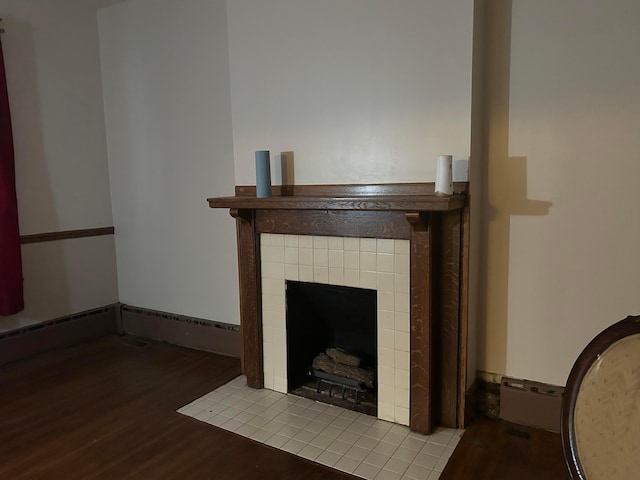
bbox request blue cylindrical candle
[255,150,272,198]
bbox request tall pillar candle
[435,155,453,196]
[255,150,272,198]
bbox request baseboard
[0,305,118,366]
[500,376,564,433]
[120,305,241,358]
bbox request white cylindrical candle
[435,155,453,196]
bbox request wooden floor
[440,417,570,480]
[0,335,357,480]
[0,335,570,479]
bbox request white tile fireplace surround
[260,233,411,426]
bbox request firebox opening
[286,280,377,416]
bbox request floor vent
[500,377,564,433]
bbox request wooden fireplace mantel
[207,182,470,434]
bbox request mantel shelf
[207,193,465,212]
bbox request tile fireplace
[208,182,470,434]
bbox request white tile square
[316,449,342,467]
[261,244,271,262]
[261,234,272,246]
[360,270,377,289]
[313,248,328,267]
[378,310,395,330]
[344,269,359,287]
[329,268,344,285]
[377,238,395,254]
[392,446,418,463]
[377,272,395,293]
[394,350,410,372]
[378,347,395,369]
[344,250,360,270]
[310,434,334,449]
[282,438,306,454]
[334,456,360,474]
[313,236,328,249]
[378,402,395,423]
[298,235,313,248]
[360,252,377,271]
[394,254,409,275]
[377,253,395,273]
[378,385,395,405]
[395,331,409,352]
[328,250,344,268]
[299,265,314,282]
[379,329,395,349]
[360,237,377,252]
[395,311,410,333]
[363,451,391,468]
[273,376,287,393]
[284,246,298,264]
[395,368,410,390]
[271,246,285,263]
[284,264,298,280]
[271,294,285,314]
[413,453,440,470]
[394,240,409,255]
[345,444,370,462]
[327,439,352,455]
[394,293,409,313]
[299,247,313,266]
[354,462,380,480]
[394,274,409,294]
[344,237,360,251]
[299,444,323,461]
[378,366,395,386]
[272,234,285,247]
[313,266,329,283]
[378,291,395,311]
[394,406,409,426]
[284,235,299,247]
[404,463,433,480]
[328,237,344,250]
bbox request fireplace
[262,234,412,424]
[285,280,377,415]
[208,182,470,434]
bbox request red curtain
[0,35,24,315]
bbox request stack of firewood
[312,347,374,388]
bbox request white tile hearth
[178,375,462,480]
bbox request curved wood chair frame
[561,314,640,480]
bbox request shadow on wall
[3,16,69,324]
[478,0,552,375]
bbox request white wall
[98,0,239,324]
[0,0,119,329]
[480,0,640,386]
[227,0,474,185]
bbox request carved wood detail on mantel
[209,183,469,434]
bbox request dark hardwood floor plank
[440,418,569,480]
[0,336,357,480]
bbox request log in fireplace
[208,182,471,434]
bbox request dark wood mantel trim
[20,226,115,245]
[209,182,469,434]
[209,182,467,212]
